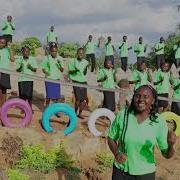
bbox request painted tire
[160,112,180,136]
[88,108,115,136]
[0,98,32,128]
[42,103,77,135]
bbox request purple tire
[0,98,32,128]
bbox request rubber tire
[88,108,115,136]
[160,112,180,136]
[0,98,32,128]
[42,103,77,135]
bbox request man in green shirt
[173,40,180,68]
[68,48,89,119]
[171,71,180,115]
[119,35,132,72]
[2,16,15,44]
[134,36,147,69]
[83,35,100,72]
[46,26,58,44]
[129,62,152,91]
[155,37,165,70]
[105,36,115,65]
[97,59,116,111]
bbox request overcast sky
[0,0,179,46]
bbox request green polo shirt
[134,43,146,57]
[173,45,180,59]
[97,68,116,89]
[154,71,171,94]
[68,58,89,82]
[42,55,64,80]
[105,42,114,56]
[155,42,165,55]
[108,108,168,175]
[85,42,97,54]
[130,70,149,90]
[0,48,10,69]
[2,21,15,35]
[119,42,128,58]
[16,56,38,82]
[172,78,180,99]
[46,31,57,43]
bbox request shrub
[7,169,29,180]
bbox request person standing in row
[0,36,14,108]
[97,59,116,112]
[42,43,64,108]
[105,36,115,65]
[129,62,152,91]
[2,16,15,44]
[46,26,58,45]
[154,61,173,113]
[83,35,100,72]
[68,48,89,119]
[155,37,165,70]
[173,40,180,68]
[118,35,132,72]
[16,46,38,111]
[134,36,147,68]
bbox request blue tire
[42,103,77,135]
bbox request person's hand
[27,63,33,70]
[115,152,127,164]
[104,75,108,81]
[167,131,176,146]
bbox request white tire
[88,108,115,136]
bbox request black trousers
[156,54,165,70]
[86,54,96,72]
[112,165,155,180]
[121,57,128,72]
[103,91,115,111]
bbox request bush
[21,37,42,56]
[16,142,79,174]
[58,42,79,58]
[7,169,29,180]
[95,152,114,173]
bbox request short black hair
[49,42,58,50]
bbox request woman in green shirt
[68,48,89,119]
[108,85,176,180]
[97,59,116,111]
[0,36,14,108]
[16,46,38,110]
[173,40,180,68]
[42,43,64,108]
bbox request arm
[2,22,8,31]
[162,131,176,159]
[27,64,37,72]
[10,23,15,30]
[119,43,124,49]
[16,62,23,72]
[128,46,132,51]
[9,48,15,62]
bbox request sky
[0,0,180,62]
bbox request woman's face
[77,49,84,60]
[133,87,154,113]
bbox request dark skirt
[103,91,115,111]
[158,93,169,108]
[171,102,180,115]
[112,165,155,180]
[18,81,33,100]
[73,81,87,103]
[45,81,61,99]
[0,73,11,90]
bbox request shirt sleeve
[130,71,138,81]
[41,57,49,72]
[97,69,105,81]
[107,112,122,141]
[15,56,23,70]
[30,57,38,69]
[156,118,168,152]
